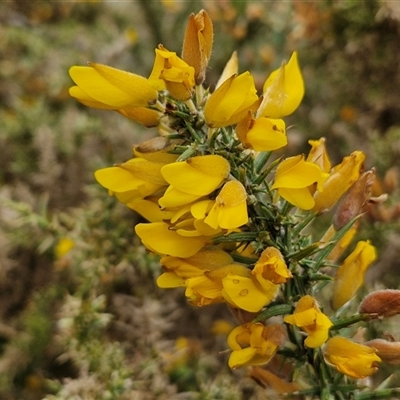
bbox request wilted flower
[333,168,376,230]
[359,289,400,318]
[181,9,213,84]
[324,337,381,379]
[365,338,400,365]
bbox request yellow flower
[156,247,234,288]
[55,237,75,259]
[324,336,381,379]
[204,181,248,230]
[148,45,195,100]
[313,151,365,214]
[284,295,333,348]
[236,113,287,152]
[135,222,208,258]
[257,52,304,119]
[69,63,159,126]
[252,247,292,285]
[222,272,279,313]
[159,155,230,208]
[204,72,259,128]
[94,158,168,204]
[182,9,213,84]
[332,240,377,310]
[227,323,286,369]
[271,155,329,210]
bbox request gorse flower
[324,337,381,379]
[227,323,286,369]
[284,295,333,348]
[69,8,394,398]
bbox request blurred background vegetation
[1,0,400,399]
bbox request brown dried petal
[359,289,400,318]
[365,339,400,365]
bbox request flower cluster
[69,9,399,398]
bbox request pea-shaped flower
[284,295,333,348]
[324,337,381,379]
[204,72,259,128]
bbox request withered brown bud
[365,339,400,365]
[359,289,400,318]
[333,168,376,230]
[262,324,287,348]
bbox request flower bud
[365,339,400,365]
[359,289,400,318]
[182,10,213,85]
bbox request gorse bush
[69,9,400,399]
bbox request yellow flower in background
[313,150,365,214]
[332,240,377,310]
[204,72,259,128]
[182,9,213,84]
[284,295,333,348]
[324,337,381,379]
[69,63,158,108]
[252,247,292,285]
[148,45,195,100]
[257,52,305,119]
[204,181,248,230]
[227,323,286,369]
[271,155,328,210]
[55,237,75,259]
[159,155,230,208]
[236,113,287,152]
[94,158,167,204]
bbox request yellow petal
[69,64,157,108]
[204,72,259,128]
[222,275,278,312]
[204,181,248,230]
[258,52,304,118]
[156,272,185,288]
[272,155,326,189]
[135,222,207,257]
[118,106,160,127]
[244,117,287,151]
[161,155,230,196]
[216,51,238,89]
[94,165,162,195]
